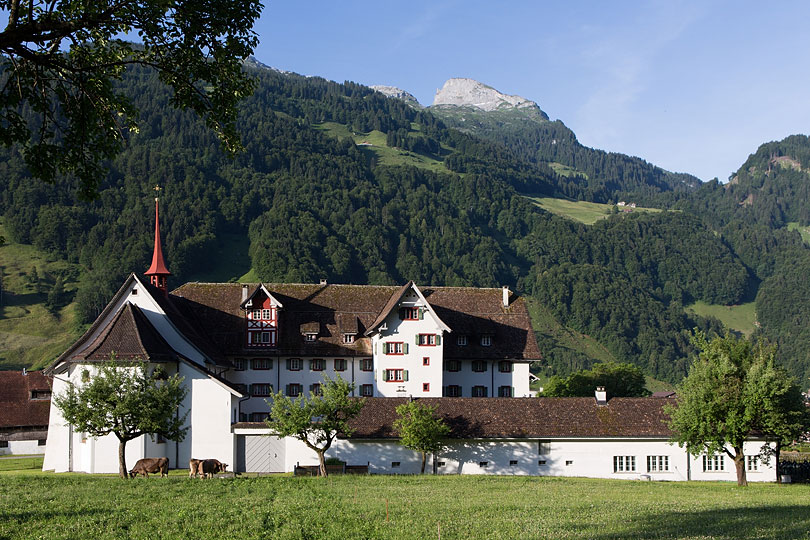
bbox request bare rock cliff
[432,78,537,112]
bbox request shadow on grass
[594,505,810,539]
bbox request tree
[745,347,808,483]
[53,360,187,478]
[265,375,365,477]
[0,0,262,199]
[393,401,450,474]
[542,362,650,397]
[666,332,799,486]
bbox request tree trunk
[775,441,782,484]
[318,450,327,477]
[420,452,426,474]
[733,448,747,487]
[118,439,128,479]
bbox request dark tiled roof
[345,397,675,439]
[171,282,541,361]
[72,303,178,363]
[0,371,51,429]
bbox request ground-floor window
[444,385,461,397]
[613,455,636,472]
[360,384,373,397]
[703,454,724,471]
[647,455,669,472]
[746,455,758,471]
[472,385,488,397]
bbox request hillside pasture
[686,301,757,337]
[0,220,84,370]
[526,197,662,225]
[0,473,807,539]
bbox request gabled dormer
[240,284,283,348]
[365,281,450,338]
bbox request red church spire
[145,186,171,295]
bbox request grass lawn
[0,474,807,539]
[686,301,757,337]
[526,197,662,225]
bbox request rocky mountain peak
[371,85,422,108]
[432,78,542,114]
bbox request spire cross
[154,185,161,201]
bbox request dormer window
[457,335,467,346]
[30,390,51,400]
[342,333,356,344]
[400,307,421,320]
[304,333,317,342]
[481,335,492,347]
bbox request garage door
[238,435,286,473]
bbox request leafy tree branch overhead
[0,0,263,200]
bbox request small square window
[437,461,446,467]
[566,460,573,466]
[509,460,518,466]
[391,461,401,468]
[538,460,547,466]
[479,461,488,468]
[423,383,430,392]
[0,441,8,448]
[304,333,317,342]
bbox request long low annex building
[234,395,776,482]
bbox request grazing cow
[189,458,202,478]
[129,457,169,478]
[199,458,227,478]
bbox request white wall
[183,362,236,469]
[0,439,46,456]
[371,293,445,398]
[327,437,776,482]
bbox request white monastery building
[42,198,775,481]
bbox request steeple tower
[145,186,171,296]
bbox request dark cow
[129,457,169,478]
[199,458,227,479]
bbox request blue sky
[252,0,810,182]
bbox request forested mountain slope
[0,65,807,384]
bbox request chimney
[595,386,607,405]
[241,284,249,303]
[502,286,510,307]
[320,279,327,286]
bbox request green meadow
[0,472,807,539]
[526,197,662,225]
[685,301,758,337]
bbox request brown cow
[189,458,202,478]
[129,457,169,478]
[199,458,227,479]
